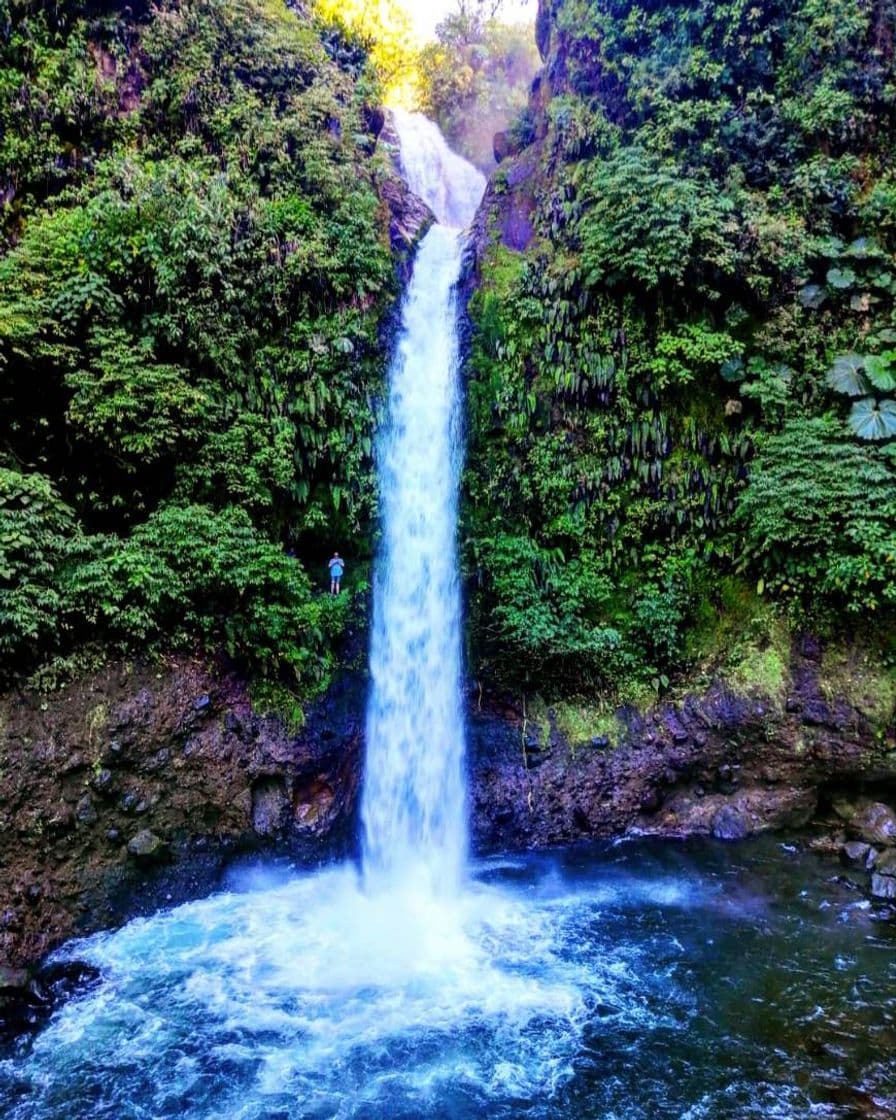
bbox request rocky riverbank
[0,656,365,987]
[469,640,896,852]
[1,635,894,1002]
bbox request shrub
[737,417,896,613]
[0,470,78,660]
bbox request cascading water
[362,109,485,891]
[4,117,891,1120]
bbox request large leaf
[847,396,896,441]
[798,283,825,309]
[826,353,871,397]
[827,267,856,290]
[864,353,896,393]
[720,356,745,382]
[842,237,885,260]
[850,292,879,313]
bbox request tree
[418,6,538,170]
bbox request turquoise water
[2,837,894,1119]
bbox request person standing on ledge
[328,552,345,595]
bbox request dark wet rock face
[466,147,538,263]
[251,777,290,836]
[467,647,893,853]
[0,961,100,1043]
[0,656,365,974]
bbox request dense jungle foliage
[0,0,396,691]
[465,0,896,699]
[4,0,896,715]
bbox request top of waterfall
[390,109,486,230]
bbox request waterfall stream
[362,111,484,891]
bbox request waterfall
[361,111,486,891]
[2,116,595,1120]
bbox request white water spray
[361,111,485,890]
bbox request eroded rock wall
[0,657,364,973]
[468,648,895,851]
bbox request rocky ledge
[826,798,896,903]
[469,641,894,850]
[1,636,894,1031]
[0,656,364,985]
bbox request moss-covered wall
[463,0,896,704]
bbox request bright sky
[406,0,538,41]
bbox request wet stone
[90,768,114,794]
[873,848,896,876]
[840,841,872,867]
[126,830,169,863]
[711,805,751,842]
[119,791,139,814]
[870,873,896,901]
[852,802,896,847]
[75,796,97,827]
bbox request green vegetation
[551,701,625,750]
[818,642,896,732]
[0,0,397,691]
[684,577,790,701]
[3,0,895,719]
[465,0,896,701]
[417,4,539,171]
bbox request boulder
[711,805,750,841]
[870,873,896,901]
[840,841,872,867]
[75,795,98,826]
[831,796,860,822]
[126,830,169,863]
[873,848,896,876]
[851,802,896,847]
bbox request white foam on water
[388,108,486,228]
[6,869,678,1120]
